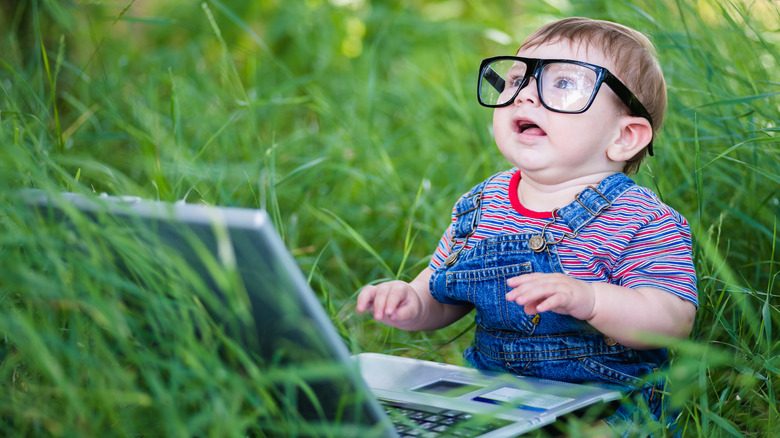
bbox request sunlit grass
[1,0,778,436]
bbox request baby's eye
[552,76,578,90]
[506,72,524,88]
[543,63,596,94]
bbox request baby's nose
[513,77,540,106]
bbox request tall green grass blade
[310,207,394,277]
[39,37,62,154]
[207,0,271,55]
[112,0,137,25]
[395,178,426,279]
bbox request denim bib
[430,173,668,420]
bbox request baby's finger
[506,272,543,288]
[356,285,377,314]
[508,287,557,313]
[533,294,561,314]
[505,286,524,301]
[385,285,410,321]
[371,289,391,320]
[381,289,404,319]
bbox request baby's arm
[356,267,473,331]
[505,273,695,349]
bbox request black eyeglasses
[478,56,654,155]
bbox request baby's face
[492,40,628,185]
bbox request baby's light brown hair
[520,17,666,174]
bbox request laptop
[25,190,621,437]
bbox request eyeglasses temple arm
[483,66,505,93]
[604,74,655,156]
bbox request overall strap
[556,173,636,233]
[450,177,492,239]
[444,176,496,266]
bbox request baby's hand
[356,281,425,329]
[505,273,596,321]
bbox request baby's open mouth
[516,120,546,136]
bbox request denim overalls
[429,173,669,424]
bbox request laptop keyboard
[382,399,511,437]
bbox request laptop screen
[26,191,395,437]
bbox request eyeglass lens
[479,59,598,112]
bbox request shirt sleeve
[429,223,454,269]
[612,208,698,306]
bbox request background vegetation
[1,0,777,436]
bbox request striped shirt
[430,169,698,305]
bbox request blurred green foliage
[1,0,778,436]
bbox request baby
[357,17,697,433]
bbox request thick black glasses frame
[478,56,654,155]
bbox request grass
[1,0,778,436]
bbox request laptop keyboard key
[382,399,509,437]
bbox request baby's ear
[607,116,653,162]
